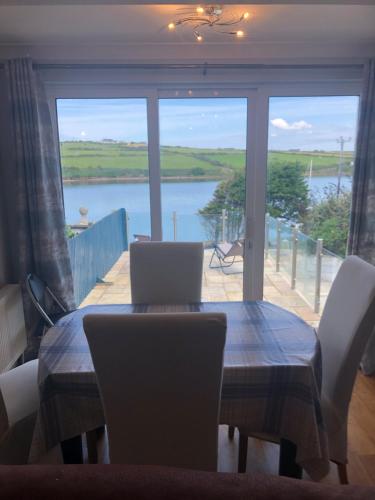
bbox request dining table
[29,301,330,480]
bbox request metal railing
[266,215,342,314]
[73,208,342,314]
[68,208,128,305]
[165,210,343,314]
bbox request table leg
[61,435,83,464]
[238,433,248,473]
[279,439,302,479]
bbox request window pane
[264,95,359,325]
[159,97,248,302]
[56,98,150,305]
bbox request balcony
[66,208,345,327]
[79,249,321,326]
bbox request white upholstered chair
[318,255,375,483]
[84,312,227,470]
[234,256,375,483]
[0,359,39,464]
[130,241,204,304]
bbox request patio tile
[79,250,322,328]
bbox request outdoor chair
[232,256,375,484]
[209,239,244,274]
[84,312,227,470]
[26,273,71,328]
[133,234,151,242]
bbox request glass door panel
[56,98,151,305]
[263,95,359,325]
[159,97,248,302]
[57,98,151,237]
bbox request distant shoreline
[62,171,349,185]
[62,175,223,185]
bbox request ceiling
[0,3,374,61]
[0,4,374,44]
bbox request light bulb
[168,22,175,30]
[196,6,204,14]
[236,30,244,38]
[196,34,203,42]
[243,12,250,19]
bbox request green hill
[59,141,353,181]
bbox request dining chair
[26,273,71,328]
[130,241,204,304]
[0,359,39,464]
[233,255,375,483]
[84,312,227,470]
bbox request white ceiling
[0,4,374,62]
[0,4,374,45]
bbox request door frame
[46,76,362,302]
[157,88,260,301]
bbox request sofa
[0,465,375,500]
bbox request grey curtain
[6,58,75,354]
[348,59,375,375]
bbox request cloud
[271,118,312,131]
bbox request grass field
[60,141,354,180]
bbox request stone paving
[80,249,321,327]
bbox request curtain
[6,58,75,356]
[348,59,375,375]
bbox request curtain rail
[31,63,364,71]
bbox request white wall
[0,39,374,65]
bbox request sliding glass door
[52,82,361,309]
[263,94,359,324]
[158,92,252,301]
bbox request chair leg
[228,425,235,440]
[337,463,349,484]
[209,248,217,268]
[86,429,98,464]
[238,433,248,473]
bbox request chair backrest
[84,312,227,470]
[25,274,66,327]
[226,239,244,258]
[318,256,375,419]
[130,242,204,304]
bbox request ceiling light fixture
[167,5,251,42]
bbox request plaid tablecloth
[30,301,329,479]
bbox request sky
[57,95,359,151]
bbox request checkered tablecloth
[30,301,329,479]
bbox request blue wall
[68,208,128,305]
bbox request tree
[266,162,309,221]
[200,171,245,215]
[199,163,309,241]
[303,187,351,257]
[199,172,245,241]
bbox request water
[63,176,351,240]
[307,175,352,199]
[63,181,219,240]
